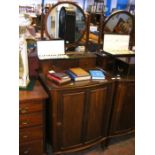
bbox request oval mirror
[103,10,134,34]
[44,1,87,48]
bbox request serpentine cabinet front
[45,81,113,154]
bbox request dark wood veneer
[38,53,96,75]
[19,112,43,128]
[96,53,135,142]
[109,79,135,137]
[19,80,48,155]
[19,101,43,114]
[20,140,43,155]
[40,70,113,154]
[20,126,43,143]
[36,52,134,154]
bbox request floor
[47,136,135,155]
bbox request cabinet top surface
[39,74,112,91]
[19,80,48,102]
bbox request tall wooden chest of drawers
[19,80,48,155]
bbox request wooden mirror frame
[44,1,88,49]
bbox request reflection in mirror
[104,12,133,34]
[100,11,135,54]
[45,2,86,48]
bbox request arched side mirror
[102,10,134,53]
[103,10,134,34]
[44,1,87,49]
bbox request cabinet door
[57,90,86,149]
[110,81,135,136]
[85,85,113,143]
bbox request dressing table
[38,2,114,155]
[22,2,135,154]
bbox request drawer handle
[20,107,29,114]
[21,121,30,125]
[57,122,62,126]
[23,149,30,154]
[23,135,28,139]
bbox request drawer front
[19,101,43,114]
[20,112,43,128]
[20,126,43,143]
[20,140,43,155]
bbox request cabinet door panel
[59,91,85,149]
[86,87,108,142]
[110,81,135,135]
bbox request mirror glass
[101,11,135,53]
[45,2,86,47]
[104,12,133,34]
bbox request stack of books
[66,67,91,81]
[47,72,71,85]
[89,70,105,80]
